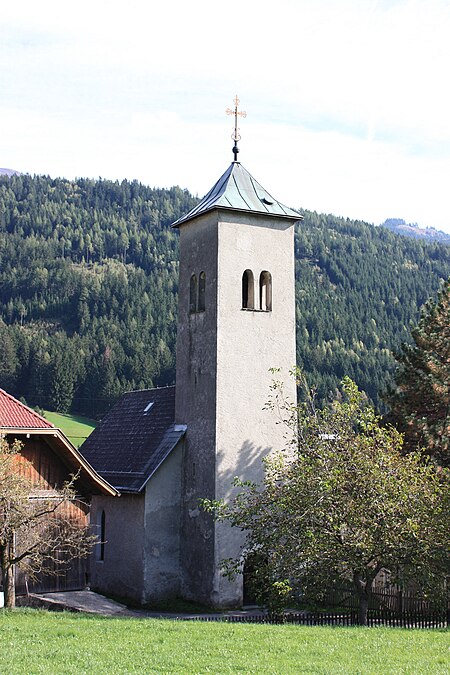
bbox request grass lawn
[0,610,448,674]
[43,410,96,447]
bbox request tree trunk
[358,594,369,626]
[1,539,16,609]
[353,571,372,626]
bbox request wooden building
[0,388,116,595]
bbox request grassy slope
[0,610,448,674]
[44,410,96,447]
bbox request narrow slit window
[189,274,197,313]
[97,509,106,562]
[259,271,272,311]
[242,269,254,309]
[198,271,206,311]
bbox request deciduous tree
[204,376,449,625]
[0,439,96,608]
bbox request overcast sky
[2,0,450,232]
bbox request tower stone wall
[175,212,219,605]
[175,205,297,607]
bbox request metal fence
[193,610,448,629]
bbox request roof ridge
[122,385,176,395]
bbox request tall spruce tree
[388,279,450,467]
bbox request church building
[81,110,301,607]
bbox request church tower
[174,101,300,607]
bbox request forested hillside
[0,174,194,416]
[0,173,449,416]
[295,212,450,404]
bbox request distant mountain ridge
[381,218,450,244]
[0,168,21,177]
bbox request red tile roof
[0,388,54,429]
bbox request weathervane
[226,95,247,162]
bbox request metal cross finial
[226,95,247,162]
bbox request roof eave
[1,427,119,496]
[138,424,187,492]
[110,486,142,494]
[173,204,303,229]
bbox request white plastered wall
[213,211,297,605]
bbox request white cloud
[1,0,450,231]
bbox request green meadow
[0,610,448,674]
[44,410,96,447]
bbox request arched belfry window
[259,271,272,311]
[189,274,197,313]
[242,270,254,309]
[198,272,206,312]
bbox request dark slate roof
[172,162,302,227]
[79,386,185,493]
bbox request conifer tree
[388,279,450,467]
